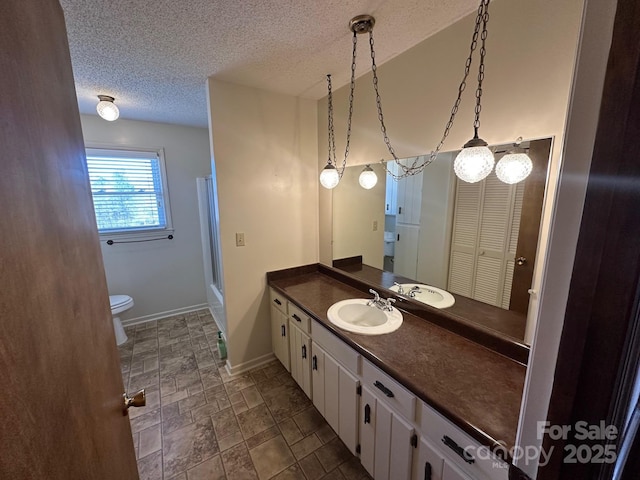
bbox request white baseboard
[122,303,209,327]
[224,352,276,377]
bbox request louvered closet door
[448,174,525,308]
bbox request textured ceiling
[60,0,480,127]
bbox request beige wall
[318,0,584,341]
[80,115,211,322]
[207,79,318,372]
[332,164,386,269]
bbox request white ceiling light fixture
[495,138,533,184]
[96,95,119,121]
[358,165,378,189]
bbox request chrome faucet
[367,289,396,311]
[393,282,405,295]
[408,286,422,298]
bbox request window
[85,147,172,236]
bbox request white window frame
[85,144,174,242]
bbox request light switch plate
[235,232,245,246]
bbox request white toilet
[110,295,134,346]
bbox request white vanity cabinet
[359,358,417,480]
[311,321,361,456]
[269,289,290,371]
[274,292,508,480]
[415,401,508,480]
[288,303,312,398]
[360,385,416,480]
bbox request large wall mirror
[332,137,552,344]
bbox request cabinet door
[394,224,420,279]
[288,321,299,382]
[374,399,393,480]
[324,353,340,435]
[270,305,289,371]
[415,437,444,480]
[300,330,312,398]
[311,342,325,415]
[390,413,415,480]
[396,158,423,224]
[360,386,377,477]
[338,367,360,455]
[386,161,398,215]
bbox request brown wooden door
[0,1,139,478]
[509,137,552,314]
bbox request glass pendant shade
[96,95,119,121]
[320,164,340,189]
[495,151,533,184]
[358,165,378,189]
[454,138,495,183]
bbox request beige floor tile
[212,407,242,440]
[163,411,194,436]
[270,463,307,480]
[186,454,226,480]
[314,438,352,473]
[137,449,163,480]
[298,453,326,480]
[241,385,264,409]
[316,424,337,444]
[291,433,322,460]
[248,435,295,480]
[221,443,259,479]
[338,456,372,480]
[278,418,304,445]
[245,426,280,450]
[178,391,207,414]
[293,407,326,436]
[237,404,275,439]
[163,416,219,478]
[218,431,245,452]
[139,423,162,458]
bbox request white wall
[332,164,386,269]
[207,79,318,372]
[80,115,211,322]
[318,0,585,342]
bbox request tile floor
[119,309,372,480]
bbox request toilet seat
[110,294,134,315]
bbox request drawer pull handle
[364,404,371,424]
[374,380,394,398]
[442,435,475,464]
[302,345,307,359]
[273,298,282,306]
[312,355,317,370]
[292,314,302,322]
[281,325,286,337]
[424,462,432,480]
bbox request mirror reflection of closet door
[394,224,420,280]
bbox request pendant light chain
[383,0,490,179]
[327,32,358,179]
[473,1,489,138]
[369,30,399,164]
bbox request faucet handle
[393,282,404,294]
[383,297,396,311]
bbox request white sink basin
[327,299,403,335]
[389,283,455,309]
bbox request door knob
[516,256,527,266]
[123,389,146,414]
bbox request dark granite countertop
[268,265,526,459]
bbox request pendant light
[96,95,119,121]
[452,0,494,183]
[495,138,533,184]
[358,165,378,189]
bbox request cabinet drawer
[420,401,508,480]
[269,288,286,314]
[311,319,360,375]
[288,302,311,334]
[362,358,416,422]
